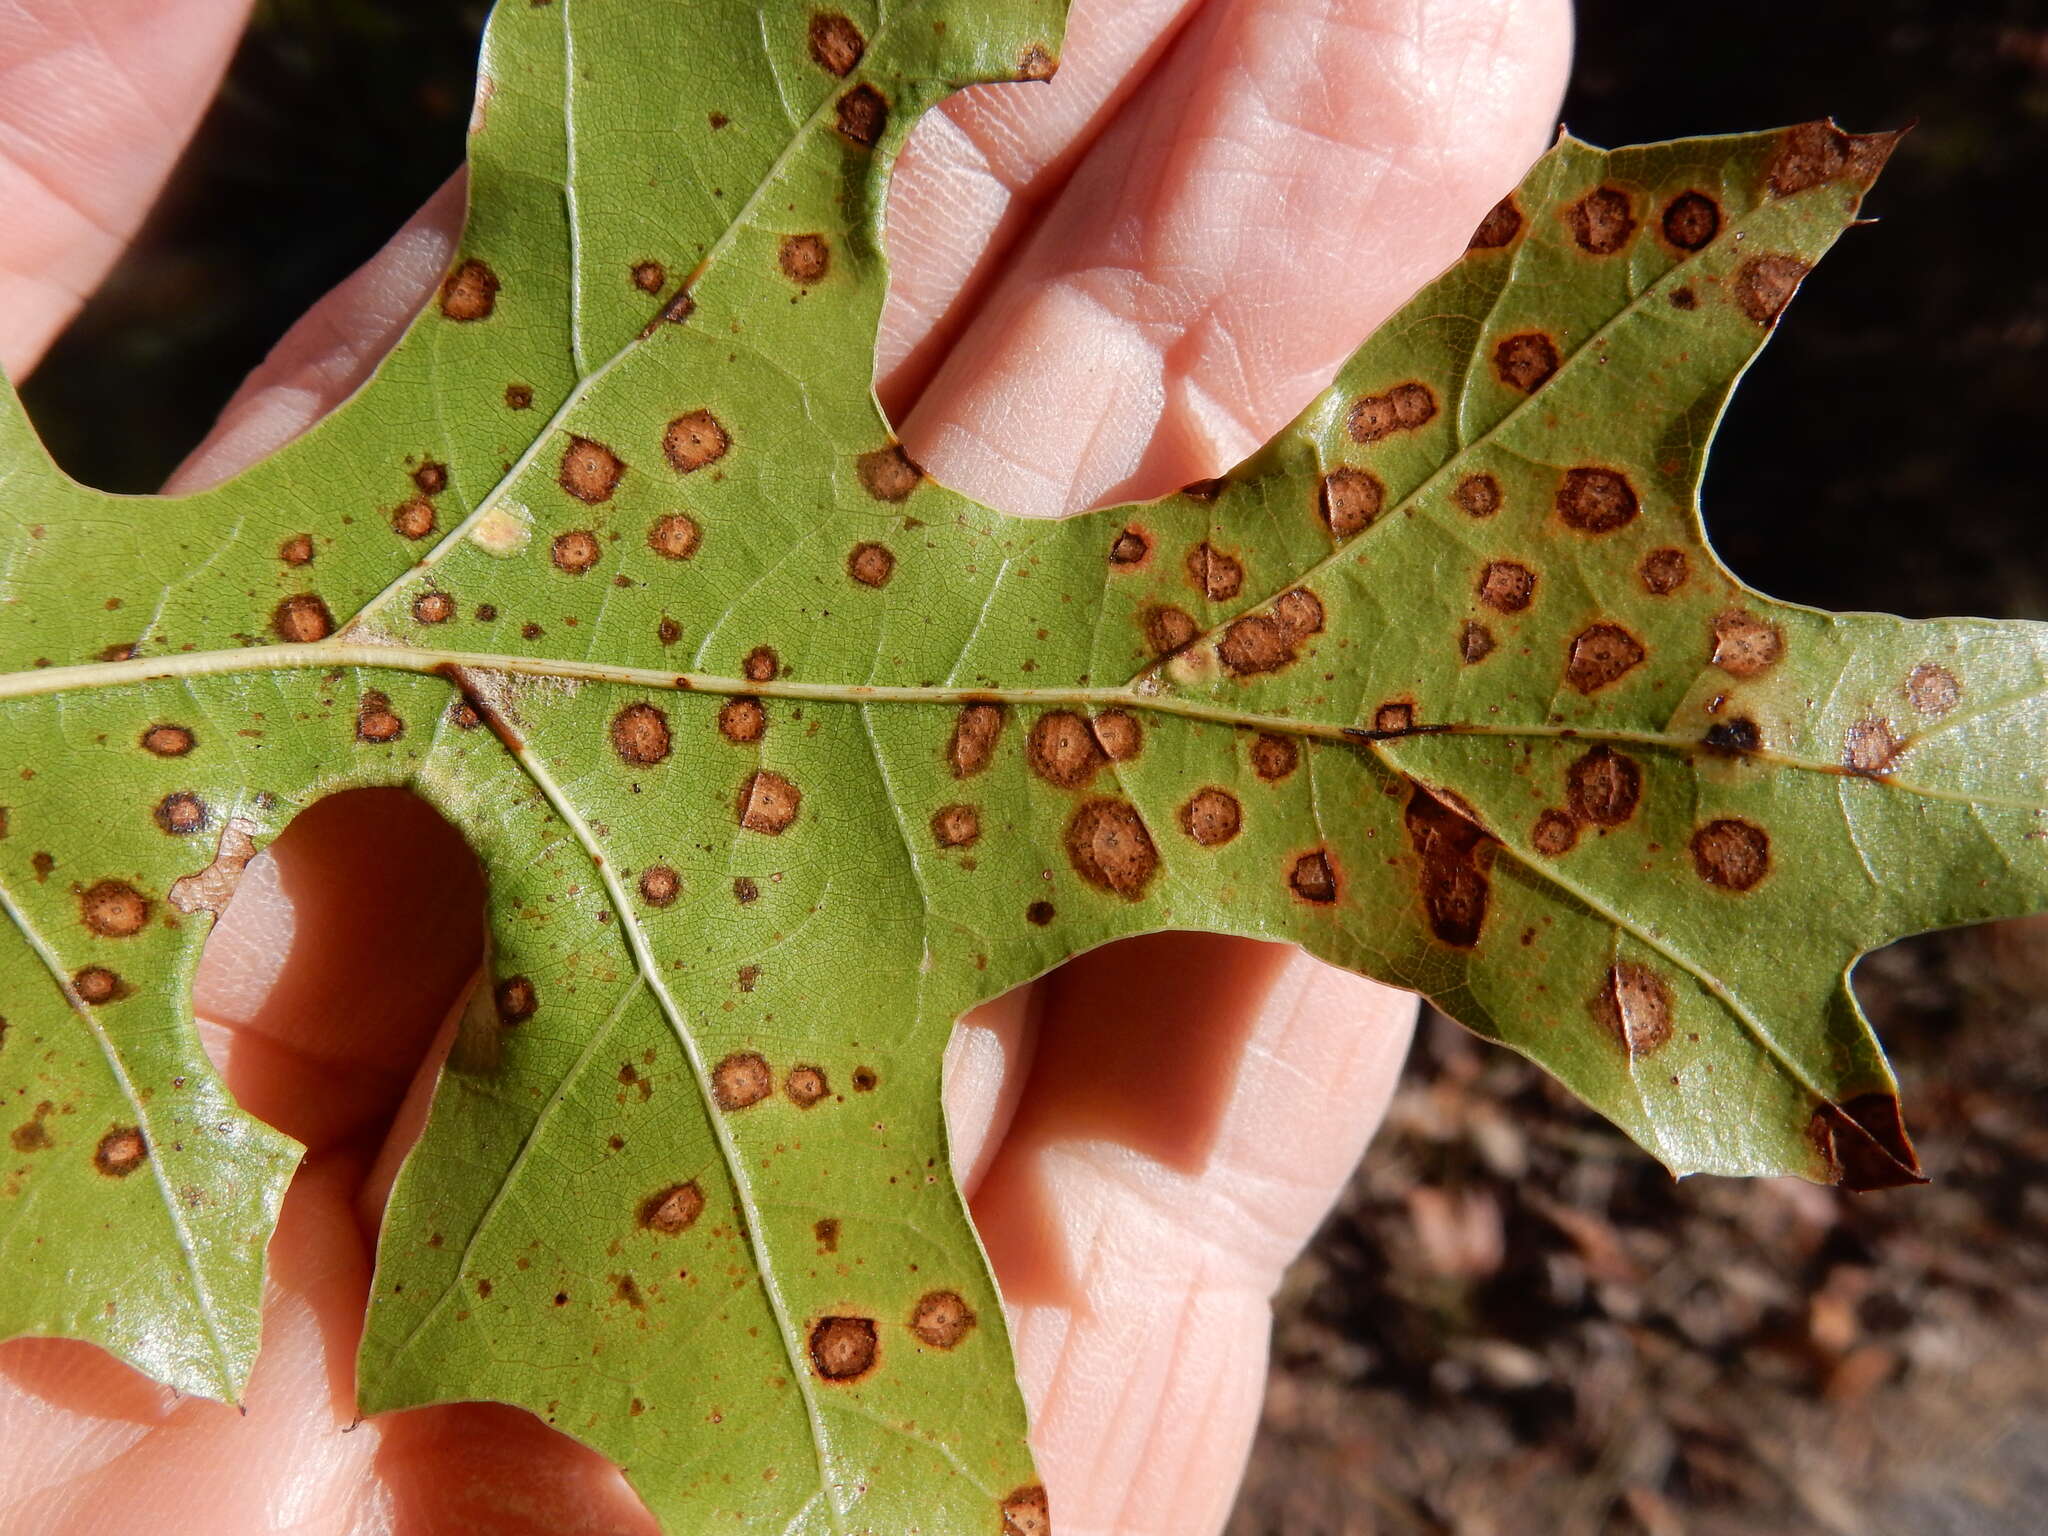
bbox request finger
[0,0,256,377]
[971,936,1416,1536]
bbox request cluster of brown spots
[93,1126,147,1177]
[1844,718,1902,777]
[1660,191,1721,251]
[910,1290,976,1350]
[1532,809,1579,856]
[809,1316,878,1381]
[718,697,766,744]
[743,645,780,682]
[785,1065,829,1109]
[713,1051,773,1110]
[1567,185,1636,254]
[611,703,672,766]
[856,444,922,502]
[1591,963,1675,1059]
[272,594,334,644]
[1405,786,1491,945]
[847,542,894,588]
[505,383,534,410]
[355,690,404,743]
[1289,849,1338,904]
[664,410,730,474]
[72,967,125,1005]
[550,530,601,574]
[1460,622,1496,664]
[1250,733,1298,781]
[1690,818,1771,891]
[1108,527,1150,565]
[1703,716,1763,756]
[639,865,681,907]
[1185,542,1243,601]
[778,234,830,285]
[1455,473,1502,519]
[1907,663,1961,717]
[279,533,315,567]
[1143,605,1199,658]
[1065,799,1160,898]
[559,437,624,504]
[1565,623,1647,694]
[1768,121,1854,196]
[1090,711,1143,762]
[807,13,864,75]
[631,260,666,294]
[1567,746,1643,826]
[1493,332,1560,393]
[640,1181,704,1235]
[412,591,456,625]
[495,976,538,1024]
[80,880,149,938]
[1374,701,1416,735]
[1467,196,1523,250]
[1179,788,1241,847]
[1809,1091,1926,1192]
[1028,711,1106,789]
[392,497,436,540]
[837,84,887,147]
[1734,255,1811,326]
[649,513,701,560]
[948,702,1003,776]
[153,793,207,836]
[1476,559,1536,614]
[141,723,196,757]
[1709,610,1784,677]
[1347,382,1438,443]
[439,259,499,321]
[1319,467,1384,538]
[1638,547,1689,595]
[738,770,801,834]
[1025,901,1056,926]
[932,804,981,849]
[1556,467,1639,533]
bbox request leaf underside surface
[2,1,2045,1529]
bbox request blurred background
[18,1,2048,1532]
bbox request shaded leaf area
[2,1,2046,1530]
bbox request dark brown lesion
[1403,785,1493,946]
[1808,1092,1925,1191]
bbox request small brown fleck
[1289,849,1338,904]
[1179,788,1241,847]
[1109,527,1150,564]
[1845,718,1902,777]
[809,1315,878,1380]
[93,1126,147,1177]
[631,260,666,294]
[1467,196,1523,250]
[272,593,334,644]
[1143,605,1199,658]
[153,793,208,836]
[1405,785,1492,946]
[1556,467,1639,533]
[1567,185,1636,254]
[1709,610,1785,678]
[1455,473,1502,518]
[142,724,195,757]
[639,865,681,907]
[1734,254,1811,326]
[718,697,766,744]
[551,529,601,574]
[1660,191,1721,251]
[439,259,499,321]
[1025,900,1055,926]
[279,533,315,566]
[1532,810,1579,856]
[505,383,534,410]
[836,83,887,147]
[612,703,672,766]
[1320,467,1384,538]
[649,513,701,560]
[664,410,730,474]
[1638,547,1689,595]
[932,804,981,849]
[1459,621,1496,664]
[1907,663,1961,717]
[357,691,405,743]
[948,703,1004,777]
[81,880,149,938]
[1090,711,1142,762]
[1028,711,1106,789]
[856,444,922,502]
[1065,799,1159,899]
[847,542,894,588]
[778,233,830,285]
[1493,331,1560,393]
[496,976,538,1025]
[1216,615,1295,675]
[713,1051,773,1111]
[1347,381,1438,443]
[1565,623,1647,694]
[72,967,124,1005]
[412,591,456,625]
[737,770,801,834]
[392,497,435,540]
[1250,734,1298,781]
[1769,121,1850,196]
[785,1065,829,1108]
[807,13,864,76]
[1272,588,1325,640]
[1591,962,1675,1058]
[910,1290,975,1350]
[1477,559,1536,614]
[1690,818,1771,891]
[1185,542,1243,601]
[558,437,624,504]
[641,1181,704,1235]
[743,645,779,683]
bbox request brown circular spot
[439,258,499,321]
[738,770,801,835]
[558,437,624,504]
[1184,542,1243,601]
[1451,473,1501,520]
[1493,331,1560,393]
[551,530,601,574]
[717,697,765,744]
[1592,963,1675,1058]
[1567,185,1637,254]
[1289,849,1338,904]
[1907,663,1961,717]
[81,880,149,938]
[640,1181,703,1235]
[1532,809,1579,856]
[851,1066,878,1092]
[785,1065,829,1108]
[142,724,195,758]
[1065,799,1159,899]
[1477,560,1536,614]
[847,542,894,588]
[1090,711,1142,762]
[1025,900,1056,926]
[743,645,779,682]
[1660,191,1721,251]
[656,617,681,647]
[1565,623,1647,694]
[1844,718,1902,778]
[1272,588,1325,640]
[1566,746,1642,826]
[1638,547,1689,595]
[1028,711,1106,789]
[279,533,315,566]
[649,513,701,560]
[1556,467,1639,533]
[392,497,436,540]
[153,793,207,836]
[809,1315,877,1380]
[1690,818,1771,891]
[1347,381,1438,443]
[713,1051,773,1110]
[631,259,666,294]
[1769,121,1850,195]
[612,703,672,766]
[1250,733,1298,781]
[72,967,124,1005]
[1109,527,1150,565]
[932,804,980,849]
[412,460,449,497]
[639,865,681,907]
[856,444,922,501]
[1002,1486,1051,1536]
[1179,788,1241,847]
[778,233,830,285]
[1734,254,1811,326]
[664,410,730,474]
[1709,610,1784,678]
[496,976,537,1024]
[1319,467,1384,538]
[949,703,1003,777]
[412,591,456,625]
[505,383,534,410]
[1143,605,1199,658]
[93,1126,147,1177]
[836,83,887,146]
[807,13,865,75]
[356,691,404,743]
[910,1290,976,1350]
[1217,614,1294,675]
[272,593,333,644]
[1468,196,1523,249]
[1459,621,1496,664]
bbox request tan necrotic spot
[1374,701,1415,735]
[1460,621,1496,664]
[439,259,499,321]
[1468,195,1523,250]
[1556,467,1638,533]
[1017,43,1057,80]
[279,533,314,566]
[1090,711,1142,762]
[1638,547,1689,594]
[412,591,455,625]
[910,1290,975,1349]
[1493,332,1559,393]
[1690,818,1771,891]
[558,437,624,504]
[1907,664,1960,716]
[72,967,125,1005]
[1179,788,1241,847]
[649,513,700,559]
[717,697,765,744]
[1565,623,1647,694]
[948,703,1003,776]
[1272,588,1325,640]
[357,691,404,744]
[412,461,448,496]
[1216,615,1295,675]
[392,497,436,540]
[640,1181,703,1235]
[631,260,666,294]
[932,804,980,849]
[495,976,537,1024]
[611,703,672,766]
[1185,542,1243,601]
[664,410,730,474]
[1709,610,1784,677]
[1592,963,1675,1059]
[1769,121,1851,195]
[81,880,149,937]
[1108,527,1149,565]
[272,594,333,643]
[836,84,886,146]
[785,1065,828,1108]
[1028,711,1106,789]
[1289,849,1338,904]
[154,793,207,836]
[1250,733,1297,781]
[856,443,922,501]
[141,724,195,757]
[1347,382,1437,443]
[743,645,779,682]
[93,1126,147,1177]
[1566,746,1642,826]
[1143,605,1198,658]
[1845,718,1903,776]
[1567,185,1636,254]
[1454,473,1502,519]
[1404,786,1491,946]
[1660,190,1721,250]
[847,542,894,588]
[807,13,864,75]
[1065,799,1159,898]
[1319,467,1384,537]
[1002,1486,1051,1536]
[1734,255,1811,326]
[809,1316,877,1381]
[713,1051,773,1110]
[1477,560,1536,613]
[1532,809,1578,856]
[738,771,801,834]
[551,530,601,574]
[638,866,682,910]
[778,233,830,285]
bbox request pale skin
[0,0,1570,1530]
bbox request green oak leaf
[3,0,2045,1528]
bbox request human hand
[0,0,1568,1529]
